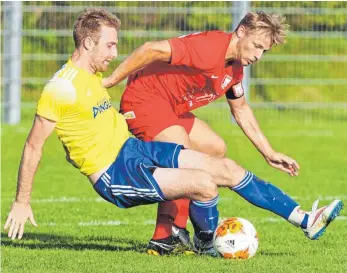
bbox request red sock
[152,201,178,240]
[173,199,190,229]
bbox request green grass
[1,106,347,273]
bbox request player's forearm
[232,105,275,158]
[105,42,165,88]
[15,143,42,204]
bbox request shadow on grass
[1,232,147,253]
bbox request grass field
[1,106,347,273]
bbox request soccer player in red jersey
[102,12,301,255]
[4,9,343,257]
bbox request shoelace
[303,199,321,235]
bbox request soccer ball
[213,217,259,259]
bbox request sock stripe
[232,171,253,191]
[192,195,219,208]
[192,199,218,208]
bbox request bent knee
[214,140,227,158]
[221,158,246,187]
[195,173,218,201]
[206,139,227,158]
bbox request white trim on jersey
[61,67,78,82]
[61,67,72,79]
[69,69,78,81]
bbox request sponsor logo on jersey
[92,98,112,118]
[221,75,233,89]
[123,111,136,119]
[195,92,216,103]
[232,82,244,97]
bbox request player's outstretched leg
[178,149,344,240]
[230,170,344,240]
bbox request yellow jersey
[36,59,130,176]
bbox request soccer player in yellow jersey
[4,8,343,256]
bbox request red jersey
[122,31,244,116]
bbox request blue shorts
[94,138,184,208]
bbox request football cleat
[172,224,192,246]
[193,233,218,257]
[303,199,344,240]
[146,235,195,256]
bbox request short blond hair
[236,11,289,45]
[73,7,121,48]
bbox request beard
[97,63,108,72]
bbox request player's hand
[4,202,37,240]
[265,152,300,177]
[101,77,113,89]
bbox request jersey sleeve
[168,31,231,71]
[36,78,77,121]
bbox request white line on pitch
[34,216,347,227]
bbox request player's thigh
[153,168,217,201]
[153,125,191,148]
[152,111,195,148]
[189,118,227,157]
[177,149,246,187]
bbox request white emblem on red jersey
[221,75,233,90]
[232,82,244,97]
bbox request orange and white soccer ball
[213,217,259,259]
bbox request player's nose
[111,48,118,59]
[254,51,263,61]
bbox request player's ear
[236,25,247,39]
[83,37,95,51]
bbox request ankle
[288,206,309,227]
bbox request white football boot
[302,199,344,240]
